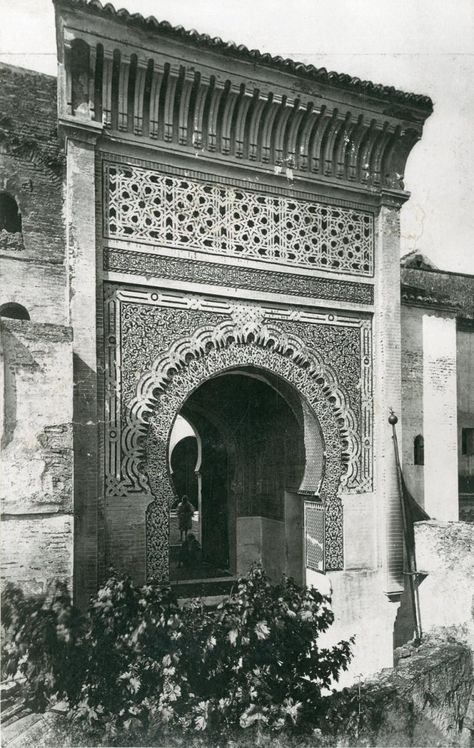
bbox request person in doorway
[176,494,194,542]
[179,533,202,570]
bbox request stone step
[172,577,237,599]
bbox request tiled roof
[55,0,433,112]
[401,268,474,316]
[400,251,438,270]
[401,284,460,309]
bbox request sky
[1,0,473,273]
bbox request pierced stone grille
[305,502,325,572]
[105,163,374,276]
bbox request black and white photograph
[0,0,473,745]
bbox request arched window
[0,193,22,234]
[414,434,424,466]
[70,38,90,115]
[462,428,474,456]
[0,302,30,320]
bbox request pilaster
[374,192,406,594]
[63,118,102,607]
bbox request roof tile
[55,0,433,111]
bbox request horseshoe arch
[123,319,360,578]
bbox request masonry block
[415,520,474,649]
[0,318,73,591]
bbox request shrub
[2,566,353,742]
[1,580,85,711]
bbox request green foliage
[1,581,85,710]
[2,566,353,742]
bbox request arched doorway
[131,319,358,580]
[165,366,324,584]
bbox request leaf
[195,714,207,731]
[255,620,271,639]
[128,676,140,694]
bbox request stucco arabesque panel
[104,246,375,305]
[145,341,346,576]
[103,286,373,576]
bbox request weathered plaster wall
[457,325,474,522]
[317,569,399,685]
[341,492,377,569]
[415,520,474,649]
[423,315,458,520]
[235,516,285,581]
[0,64,66,325]
[0,318,73,592]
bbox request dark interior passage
[170,435,198,509]
[168,368,307,583]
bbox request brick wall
[457,325,474,521]
[0,63,66,325]
[0,318,73,592]
[401,305,425,504]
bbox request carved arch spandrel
[120,320,360,579]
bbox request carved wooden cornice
[54,0,432,194]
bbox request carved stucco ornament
[121,318,361,578]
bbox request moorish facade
[1,0,473,681]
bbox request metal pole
[388,410,423,641]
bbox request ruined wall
[0,318,73,593]
[0,65,73,594]
[415,520,474,648]
[0,63,66,325]
[325,635,473,746]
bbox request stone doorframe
[123,318,360,578]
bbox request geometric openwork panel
[304,501,325,573]
[105,163,374,276]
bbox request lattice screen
[304,501,325,572]
[105,163,374,276]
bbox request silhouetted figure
[176,494,194,541]
[179,533,202,570]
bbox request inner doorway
[167,367,323,583]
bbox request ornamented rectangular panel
[103,287,373,574]
[104,287,373,500]
[104,163,374,276]
[104,248,375,304]
[305,502,325,572]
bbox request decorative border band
[104,247,374,305]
